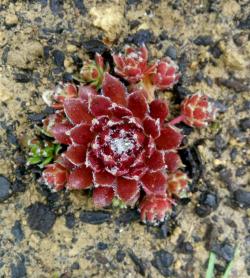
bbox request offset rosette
[113,44,155,83]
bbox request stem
[206,252,216,278]
[168,115,185,126]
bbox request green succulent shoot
[27,138,61,168]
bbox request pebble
[116,209,140,225]
[209,42,223,58]
[14,72,32,83]
[129,20,140,30]
[116,250,126,262]
[230,148,238,161]
[65,213,76,229]
[235,166,247,177]
[79,211,111,224]
[11,220,24,242]
[238,15,250,29]
[214,133,227,153]
[165,46,177,60]
[233,189,250,208]
[10,255,26,278]
[82,39,108,55]
[52,49,65,68]
[193,35,213,46]
[1,46,9,65]
[50,0,64,15]
[71,262,80,270]
[152,250,174,277]
[26,202,56,234]
[73,0,86,15]
[128,250,146,276]
[216,77,249,93]
[177,241,194,254]
[5,14,18,28]
[0,175,12,202]
[240,118,250,131]
[125,29,154,46]
[218,167,233,191]
[195,191,219,217]
[212,242,234,262]
[178,53,189,73]
[97,242,108,250]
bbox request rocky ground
[0,0,250,277]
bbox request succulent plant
[34,45,216,225]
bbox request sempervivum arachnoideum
[39,45,216,224]
[42,72,184,218]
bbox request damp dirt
[0,1,250,277]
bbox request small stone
[1,46,9,65]
[209,42,223,58]
[129,20,140,30]
[152,250,174,277]
[65,213,76,229]
[128,250,146,276]
[177,241,194,254]
[212,242,234,262]
[71,262,80,270]
[73,0,86,15]
[235,167,247,177]
[230,148,237,161]
[82,39,108,56]
[94,252,109,265]
[26,202,56,234]
[216,77,249,93]
[165,46,177,60]
[52,50,65,68]
[159,31,168,40]
[14,72,32,83]
[233,189,250,208]
[214,133,227,153]
[11,221,24,242]
[116,250,126,262]
[240,118,250,131]
[195,191,219,217]
[193,35,213,46]
[125,29,154,46]
[97,242,108,250]
[218,168,233,191]
[5,14,18,27]
[50,0,64,15]
[10,255,26,278]
[79,211,111,224]
[116,209,140,225]
[238,15,250,29]
[0,175,12,202]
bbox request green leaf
[27,156,42,165]
[206,252,216,278]
[54,144,62,155]
[39,156,53,168]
